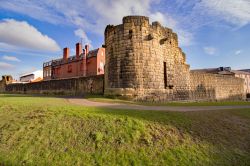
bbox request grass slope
[0,94,250,165]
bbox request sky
[0,0,249,79]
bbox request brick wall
[5,75,104,96]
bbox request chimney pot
[85,44,89,56]
[63,47,70,60]
[76,43,82,59]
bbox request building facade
[43,43,105,80]
[20,70,43,82]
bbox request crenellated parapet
[104,16,191,101]
[0,75,13,92]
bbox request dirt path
[67,98,250,112]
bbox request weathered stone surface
[104,16,245,101]
[0,75,12,93]
[190,71,245,101]
[4,75,104,96]
[0,16,246,102]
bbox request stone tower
[104,16,190,101]
[0,75,13,92]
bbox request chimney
[63,47,69,60]
[76,43,82,59]
[85,44,89,56]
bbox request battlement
[122,16,149,24]
[104,15,191,101]
[1,75,13,83]
[105,15,179,48]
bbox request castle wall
[1,15,246,102]
[104,16,190,101]
[104,16,245,102]
[0,80,5,93]
[190,72,245,101]
[0,76,13,93]
[4,75,104,96]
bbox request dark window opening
[148,34,154,40]
[160,38,168,45]
[57,67,61,75]
[68,65,72,73]
[6,76,9,81]
[164,62,167,88]
[129,30,133,39]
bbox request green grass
[86,94,250,106]
[0,94,250,165]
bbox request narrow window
[80,63,83,71]
[58,67,61,75]
[129,30,133,39]
[164,62,167,88]
[68,65,72,73]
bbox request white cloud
[203,47,216,55]
[0,1,65,25]
[2,55,21,62]
[0,19,60,52]
[0,61,15,70]
[235,50,242,55]
[200,0,250,27]
[2,0,249,49]
[0,0,192,46]
[74,28,91,45]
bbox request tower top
[122,15,149,23]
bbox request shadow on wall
[133,84,244,102]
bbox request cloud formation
[199,0,250,27]
[235,50,242,55]
[2,55,21,62]
[0,19,60,52]
[0,0,191,46]
[0,0,249,47]
[203,47,216,55]
[0,61,14,70]
[74,29,91,45]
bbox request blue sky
[0,0,249,79]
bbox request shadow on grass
[1,93,250,153]
[91,107,250,154]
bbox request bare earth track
[68,98,250,112]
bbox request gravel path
[67,98,250,112]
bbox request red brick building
[43,43,105,80]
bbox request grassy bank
[0,94,250,165]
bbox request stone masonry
[0,16,246,102]
[104,16,245,101]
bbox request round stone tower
[104,16,190,101]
